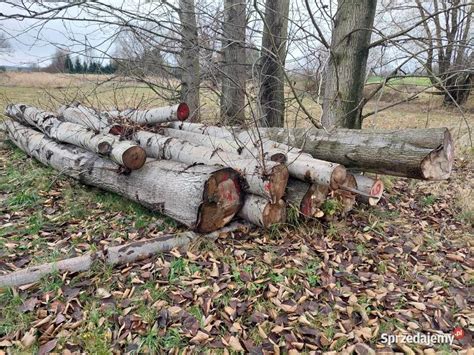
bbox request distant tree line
[45,49,117,74]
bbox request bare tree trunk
[321,0,377,129]
[220,0,247,125]
[238,194,286,228]
[6,104,146,170]
[256,126,454,180]
[259,0,290,127]
[133,130,288,202]
[3,120,242,232]
[179,0,201,121]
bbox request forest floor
[0,73,473,353]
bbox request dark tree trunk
[321,0,377,129]
[259,0,290,127]
[179,0,201,121]
[220,0,247,125]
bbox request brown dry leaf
[228,336,244,352]
[38,339,57,355]
[21,328,36,348]
[190,331,210,344]
[409,302,426,311]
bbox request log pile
[2,102,455,231]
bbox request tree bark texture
[58,102,118,133]
[321,0,377,129]
[6,104,146,170]
[133,130,288,202]
[105,103,190,124]
[220,0,247,125]
[259,0,290,127]
[178,0,201,121]
[3,120,242,232]
[257,127,454,180]
[166,122,347,189]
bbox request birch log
[238,194,286,228]
[2,120,242,232]
[6,104,146,170]
[0,222,245,288]
[133,130,288,202]
[160,127,287,162]
[166,122,346,189]
[254,127,454,180]
[105,103,190,124]
[353,174,384,206]
[286,179,328,217]
[58,102,122,134]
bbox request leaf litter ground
[0,143,472,354]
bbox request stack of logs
[2,102,454,232]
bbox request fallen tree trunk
[105,103,190,124]
[353,174,384,206]
[238,194,286,228]
[0,222,245,288]
[255,127,454,180]
[6,104,146,170]
[133,130,288,202]
[286,179,328,218]
[166,122,346,189]
[58,102,121,134]
[2,120,242,232]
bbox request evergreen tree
[74,57,82,74]
[64,54,73,73]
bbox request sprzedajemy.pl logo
[380,327,465,346]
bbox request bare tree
[220,0,247,124]
[178,0,201,121]
[259,0,290,127]
[415,0,473,105]
[321,0,377,129]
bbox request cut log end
[262,199,287,227]
[108,125,124,136]
[97,141,112,155]
[335,173,357,214]
[300,184,329,217]
[270,152,287,163]
[266,164,289,202]
[421,128,454,180]
[177,103,190,121]
[198,168,242,233]
[122,146,147,170]
[330,165,347,190]
[367,179,384,206]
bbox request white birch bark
[58,103,113,133]
[166,122,346,189]
[3,120,242,232]
[238,194,286,228]
[105,103,190,124]
[6,104,145,170]
[133,130,288,202]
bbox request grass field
[0,72,473,353]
